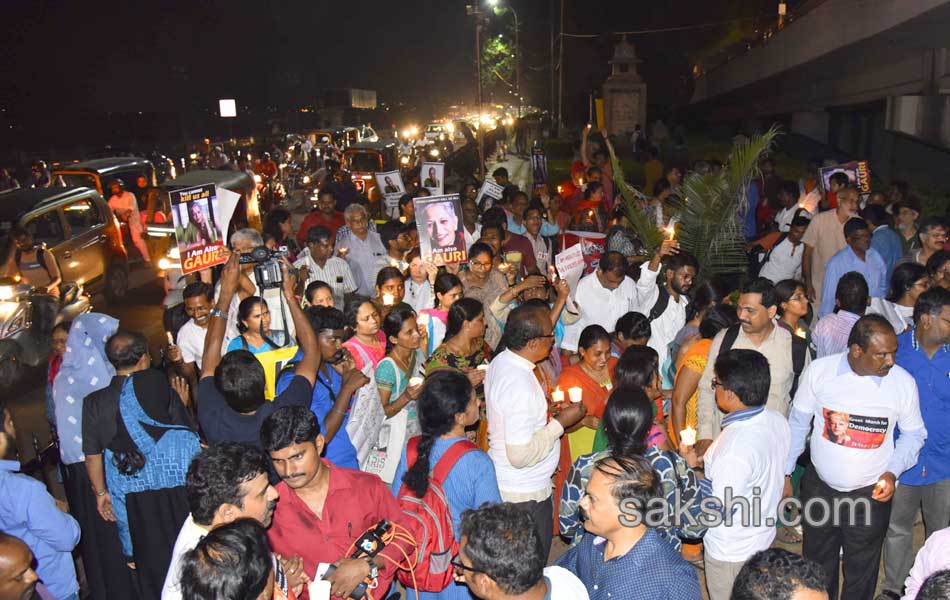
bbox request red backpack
[396,437,477,592]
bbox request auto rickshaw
[51,156,156,197]
[343,141,400,209]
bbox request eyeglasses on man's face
[450,554,488,576]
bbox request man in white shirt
[455,503,590,600]
[561,251,637,352]
[760,216,809,284]
[486,304,585,559]
[161,443,289,600]
[683,349,790,600]
[774,180,814,232]
[294,225,358,309]
[337,204,387,296]
[784,315,927,600]
[107,179,151,263]
[168,282,213,380]
[697,278,810,449]
[633,240,697,372]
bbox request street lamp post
[488,0,521,118]
[466,4,488,179]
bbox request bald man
[0,534,39,600]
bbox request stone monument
[602,36,647,136]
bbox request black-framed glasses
[450,555,489,576]
[533,333,556,342]
[711,377,722,390]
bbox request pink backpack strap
[431,440,478,485]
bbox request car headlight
[0,286,14,301]
[400,156,409,165]
[189,152,198,160]
[410,126,418,136]
[430,149,440,157]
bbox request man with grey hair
[336,204,386,296]
[220,227,294,345]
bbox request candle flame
[795,327,806,339]
[663,225,676,240]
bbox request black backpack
[648,284,689,322]
[718,323,809,399]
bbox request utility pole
[514,8,521,118]
[467,4,487,179]
[557,0,565,138]
[549,0,556,127]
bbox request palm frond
[676,125,781,277]
[608,142,664,252]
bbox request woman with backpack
[391,370,501,599]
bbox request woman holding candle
[559,385,709,550]
[375,307,427,439]
[669,304,738,446]
[424,298,491,448]
[342,296,386,371]
[419,272,464,355]
[773,279,816,350]
[226,296,286,354]
[555,325,617,462]
[458,243,509,349]
[372,266,412,319]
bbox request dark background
[0,0,803,152]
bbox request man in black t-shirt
[197,253,321,447]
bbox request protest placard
[375,170,406,219]
[414,194,467,265]
[474,179,505,211]
[170,183,226,274]
[421,162,444,196]
[559,230,607,276]
[555,243,586,296]
[819,161,871,195]
[531,147,548,189]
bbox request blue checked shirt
[556,529,702,600]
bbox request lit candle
[587,210,594,219]
[477,363,489,371]
[579,178,585,186]
[551,387,565,403]
[498,262,510,273]
[417,312,430,326]
[557,185,563,194]
[568,386,583,404]
[794,327,806,339]
[382,293,395,306]
[663,224,676,241]
[338,247,349,257]
[875,478,887,493]
[389,258,400,268]
[166,332,174,346]
[409,376,424,387]
[399,216,407,223]
[680,425,697,447]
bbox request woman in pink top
[342,296,386,371]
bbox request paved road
[7,265,165,496]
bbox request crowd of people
[3,126,950,600]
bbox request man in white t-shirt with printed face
[455,503,590,600]
[683,349,790,600]
[784,314,926,600]
[486,304,585,560]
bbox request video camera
[239,245,296,290]
[322,520,392,599]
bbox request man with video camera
[197,252,321,447]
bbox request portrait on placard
[375,170,406,219]
[421,162,444,196]
[171,183,226,274]
[414,194,467,265]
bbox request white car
[423,123,450,142]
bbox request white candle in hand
[568,387,583,404]
[418,312,430,326]
[551,387,565,403]
[382,293,395,306]
[680,425,697,447]
[166,332,174,346]
[409,376,424,388]
[476,363,489,371]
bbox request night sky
[0,0,795,151]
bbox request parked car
[50,156,156,197]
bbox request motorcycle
[0,277,92,389]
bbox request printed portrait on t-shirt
[821,408,888,449]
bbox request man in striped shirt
[813,272,867,358]
[294,225,357,309]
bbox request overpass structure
[689,0,950,188]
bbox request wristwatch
[209,308,226,319]
[364,556,379,580]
